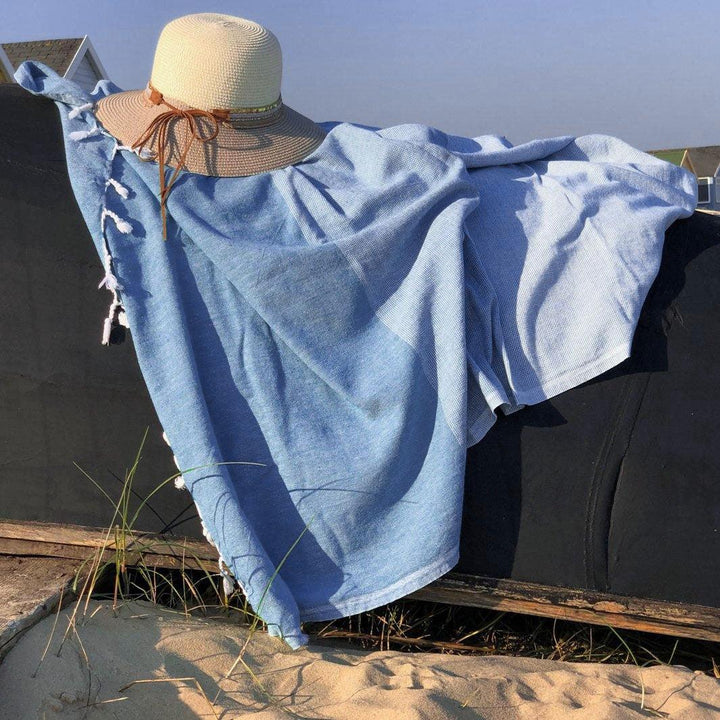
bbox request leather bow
[131,84,230,240]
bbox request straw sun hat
[94,13,327,234]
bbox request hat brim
[93,89,327,177]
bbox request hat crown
[150,13,282,111]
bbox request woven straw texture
[151,14,282,109]
[93,13,326,177]
[94,89,326,176]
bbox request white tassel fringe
[101,316,113,346]
[101,208,132,234]
[220,559,235,598]
[97,270,121,292]
[94,135,135,346]
[201,520,217,549]
[69,127,101,141]
[68,102,94,119]
[106,177,129,199]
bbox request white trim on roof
[84,37,109,79]
[0,44,14,80]
[64,35,88,78]
[64,35,108,81]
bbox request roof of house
[1,38,84,75]
[650,149,685,166]
[684,146,720,178]
[649,145,720,177]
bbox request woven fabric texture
[15,60,696,648]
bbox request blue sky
[4,1,717,150]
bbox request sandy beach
[1,599,719,719]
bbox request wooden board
[3,519,720,644]
[0,555,83,662]
[409,573,720,644]
[0,519,218,572]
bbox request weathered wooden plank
[5,520,720,644]
[0,520,215,555]
[409,573,720,643]
[0,519,219,572]
[0,555,83,662]
[0,537,217,573]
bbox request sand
[1,600,719,719]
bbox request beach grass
[45,429,720,687]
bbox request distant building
[0,35,107,93]
[650,146,720,211]
[0,46,12,83]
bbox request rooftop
[1,37,84,76]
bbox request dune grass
[34,426,720,715]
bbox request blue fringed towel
[16,60,697,647]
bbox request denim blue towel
[15,60,697,648]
